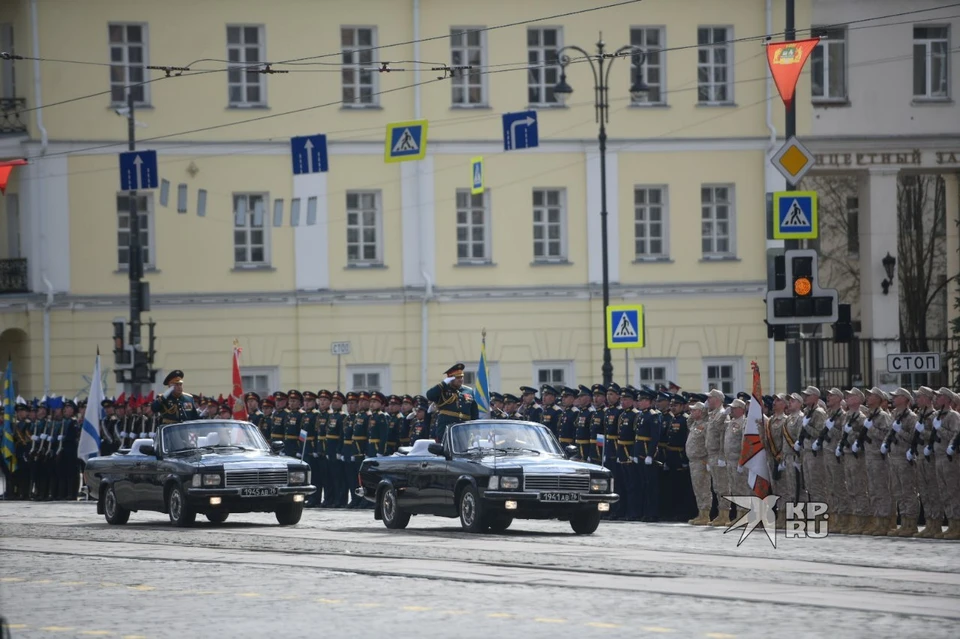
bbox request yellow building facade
[0,0,813,399]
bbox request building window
[117,193,153,270]
[629,27,665,104]
[697,26,732,104]
[701,185,735,258]
[109,24,149,105]
[846,196,859,256]
[348,365,390,393]
[456,189,490,264]
[534,361,575,388]
[463,361,501,393]
[532,188,567,262]
[704,359,740,395]
[811,27,847,102]
[913,26,949,100]
[227,25,266,107]
[634,186,668,259]
[451,28,486,106]
[241,367,279,398]
[233,193,268,266]
[527,27,562,106]
[346,191,382,265]
[636,359,676,389]
[342,27,377,106]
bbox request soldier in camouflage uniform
[886,387,919,536]
[859,387,893,535]
[933,388,960,539]
[704,389,729,526]
[685,401,711,525]
[836,388,868,534]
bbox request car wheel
[206,511,229,525]
[167,485,196,527]
[276,502,304,526]
[487,515,513,534]
[380,487,411,530]
[103,486,130,525]
[458,485,486,533]
[570,509,602,535]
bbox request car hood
[474,456,608,474]
[173,451,298,468]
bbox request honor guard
[588,385,606,465]
[260,396,276,438]
[313,391,332,506]
[350,392,371,507]
[663,393,692,521]
[635,389,662,522]
[341,392,359,508]
[518,387,542,423]
[398,395,414,446]
[539,386,563,438]
[836,388,868,534]
[152,371,200,425]
[325,391,347,507]
[886,387,920,536]
[425,363,479,443]
[367,392,391,457]
[409,398,431,443]
[819,388,848,532]
[602,384,623,518]
[300,391,321,506]
[615,388,640,521]
[269,391,287,442]
[489,392,507,419]
[572,385,593,461]
[245,392,264,434]
[11,398,32,500]
[502,393,522,420]
[932,388,960,539]
[58,399,82,500]
[912,387,943,539]
[556,387,579,448]
[385,395,402,454]
[283,390,304,458]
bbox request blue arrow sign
[502,110,539,151]
[119,150,158,191]
[290,134,329,175]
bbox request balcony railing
[0,258,28,294]
[0,97,27,135]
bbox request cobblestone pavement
[1,502,958,639]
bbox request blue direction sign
[772,191,818,240]
[290,134,329,175]
[606,304,644,349]
[471,156,484,195]
[118,150,158,191]
[502,110,538,151]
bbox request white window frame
[533,361,575,388]
[341,26,378,107]
[346,190,383,266]
[810,26,847,103]
[116,192,155,271]
[108,23,150,106]
[700,184,736,259]
[629,26,666,105]
[450,27,488,107]
[347,365,391,394]
[634,185,669,260]
[226,24,266,107]
[527,26,563,106]
[233,192,270,267]
[913,25,950,100]
[456,188,492,264]
[240,366,279,398]
[696,26,733,105]
[635,359,677,389]
[463,361,501,394]
[532,188,568,262]
[702,358,742,395]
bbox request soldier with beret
[152,370,200,425]
[425,363,479,443]
[518,386,542,423]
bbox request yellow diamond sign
[772,136,816,183]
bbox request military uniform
[299,391,321,506]
[341,393,359,507]
[425,363,479,443]
[723,399,748,511]
[685,402,712,525]
[325,391,346,507]
[798,387,828,508]
[518,387,543,424]
[818,389,847,530]
[662,395,691,521]
[575,387,594,462]
[835,389,868,534]
[152,371,200,425]
[634,390,662,522]
[367,392,391,457]
[57,400,81,500]
[911,387,942,538]
[556,387,579,449]
[283,390,305,458]
[932,388,960,539]
[858,388,893,535]
[704,390,730,526]
[885,387,920,536]
[615,388,640,520]
[269,392,287,443]
[538,386,563,439]
[602,384,623,519]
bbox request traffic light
[833,303,853,343]
[766,249,838,325]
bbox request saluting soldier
[634,389,662,522]
[501,393,522,420]
[425,363,479,443]
[323,390,344,508]
[518,386,542,423]
[489,392,508,419]
[152,371,200,425]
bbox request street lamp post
[553,35,648,387]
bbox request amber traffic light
[793,276,812,296]
[766,249,838,325]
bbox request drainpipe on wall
[765,0,777,392]
[413,0,430,391]
[32,0,52,395]
[42,276,53,395]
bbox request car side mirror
[271,440,284,453]
[427,442,447,458]
[564,445,578,459]
[139,444,156,457]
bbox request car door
[110,454,137,507]
[134,453,164,511]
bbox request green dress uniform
[325,401,346,507]
[425,363,480,444]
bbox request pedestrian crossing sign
[385,120,428,163]
[471,156,484,195]
[606,304,644,349]
[772,191,818,240]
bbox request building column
[293,172,329,291]
[944,172,960,333]
[858,168,900,389]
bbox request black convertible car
[357,420,618,534]
[83,420,315,527]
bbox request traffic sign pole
[784,0,802,394]
[126,89,145,397]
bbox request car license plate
[240,486,278,497]
[538,492,580,503]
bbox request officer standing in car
[425,363,479,443]
[152,371,200,425]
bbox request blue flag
[476,333,490,418]
[2,360,16,473]
[78,352,105,461]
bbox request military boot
[865,516,888,536]
[844,515,863,535]
[887,514,901,535]
[896,516,919,537]
[857,515,874,534]
[688,509,709,525]
[941,521,960,540]
[916,519,940,539]
[709,509,731,527]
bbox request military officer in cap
[858,387,893,535]
[885,387,920,536]
[663,393,691,521]
[367,392,391,457]
[704,389,730,526]
[489,392,508,419]
[685,401,712,525]
[539,385,563,438]
[797,386,828,519]
[933,388,960,539]
[340,392,359,507]
[269,391,287,442]
[282,390,305,458]
[502,393,522,420]
[314,390,333,506]
[99,397,117,456]
[518,387,542,423]
[244,392,264,433]
[13,399,33,499]
[818,388,847,532]
[573,386,593,462]
[837,387,868,534]
[324,391,346,507]
[409,397,431,443]
[300,391,321,506]
[152,371,200,425]
[261,395,276,433]
[602,384,623,517]
[588,385,606,465]
[634,389,662,522]
[425,363,479,443]
[385,395,403,454]
[615,387,641,520]
[556,387,579,448]
[911,387,943,538]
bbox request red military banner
[766,38,820,109]
[231,340,248,421]
[0,159,28,195]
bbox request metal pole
[783,0,802,393]
[337,354,341,392]
[624,350,629,385]
[126,89,144,397]
[597,40,613,388]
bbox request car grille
[523,475,591,492]
[224,470,288,487]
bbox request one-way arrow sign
[119,150,159,191]
[290,134,329,175]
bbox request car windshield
[448,421,564,456]
[161,421,269,454]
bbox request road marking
[61,581,88,586]
[277,594,301,600]
[7,624,27,630]
[237,592,262,598]
[181,590,220,596]
[128,584,155,591]
[100,582,121,588]
[40,626,76,632]
[0,577,25,582]
[402,606,432,612]
[487,613,513,619]
[316,598,343,604]
[643,628,677,633]
[586,623,622,629]
[33,579,53,584]
[706,634,737,639]
[534,618,567,624]
[79,631,114,636]
[122,635,148,639]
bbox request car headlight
[500,476,520,490]
[590,478,609,493]
[191,474,201,488]
[289,471,307,486]
[202,474,221,487]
